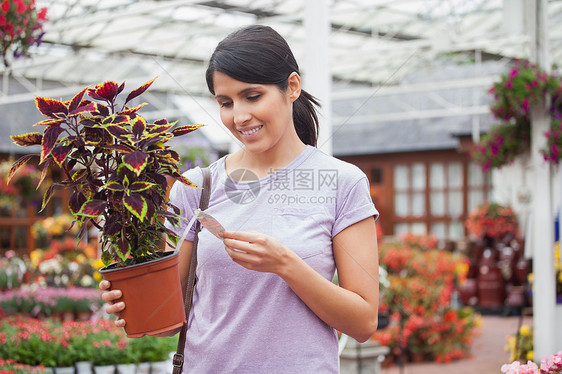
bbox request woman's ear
[287,72,301,103]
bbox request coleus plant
[8,78,202,267]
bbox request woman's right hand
[99,280,126,328]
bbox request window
[392,159,491,240]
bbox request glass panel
[431,191,445,215]
[430,163,444,188]
[411,222,427,235]
[395,223,409,237]
[431,222,446,240]
[0,227,11,249]
[15,227,27,249]
[394,165,408,189]
[395,192,409,216]
[448,191,463,218]
[468,190,484,212]
[412,192,425,216]
[468,163,483,186]
[449,221,464,240]
[412,163,425,189]
[448,162,462,188]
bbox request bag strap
[173,167,211,374]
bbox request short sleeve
[332,176,378,237]
[164,167,204,242]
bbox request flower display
[501,351,562,374]
[0,316,177,367]
[0,286,103,318]
[465,202,518,240]
[0,250,28,290]
[472,60,562,170]
[0,359,48,374]
[0,160,43,211]
[372,235,479,364]
[0,0,47,67]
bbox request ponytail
[293,89,320,147]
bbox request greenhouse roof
[4,1,562,95]
[1,0,562,150]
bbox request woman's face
[212,71,301,155]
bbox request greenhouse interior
[1,0,562,373]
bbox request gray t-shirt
[166,145,378,373]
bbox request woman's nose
[233,104,251,126]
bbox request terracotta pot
[99,250,185,338]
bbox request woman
[101,25,379,373]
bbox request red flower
[1,1,10,12]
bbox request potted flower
[8,78,203,337]
[464,202,518,240]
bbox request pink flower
[1,1,10,12]
[510,68,519,78]
[506,81,513,89]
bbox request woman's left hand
[222,231,292,274]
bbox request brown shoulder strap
[173,167,211,374]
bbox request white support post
[304,0,332,155]
[529,0,557,360]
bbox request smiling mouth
[239,125,263,136]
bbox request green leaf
[123,194,148,221]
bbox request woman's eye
[219,101,232,108]
[247,94,261,102]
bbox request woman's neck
[227,140,307,179]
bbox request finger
[114,318,126,328]
[105,301,125,315]
[99,280,111,290]
[101,289,122,303]
[222,231,260,242]
[224,238,253,253]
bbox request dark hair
[206,25,320,147]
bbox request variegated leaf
[171,124,204,137]
[105,124,131,139]
[129,181,156,192]
[70,101,97,116]
[123,194,148,222]
[78,199,107,217]
[119,103,147,116]
[104,181,125,191]
[11,132,42,147]
[131,116,147,139]
[40,185,56,212]
[40,125,64,164]
[68,88,88,112]
[51,144,71,167]
[37,159,52,190]
[35,97,68,119]
[69,191,87,216]
[33,118,65,127]
[89,81,120,101]
[125,77,156,104]
[122,151,148,176]
[6,154,36,184]
[173,173,200,188]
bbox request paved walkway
[380,315,529,374]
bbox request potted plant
[8,78,203,337]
